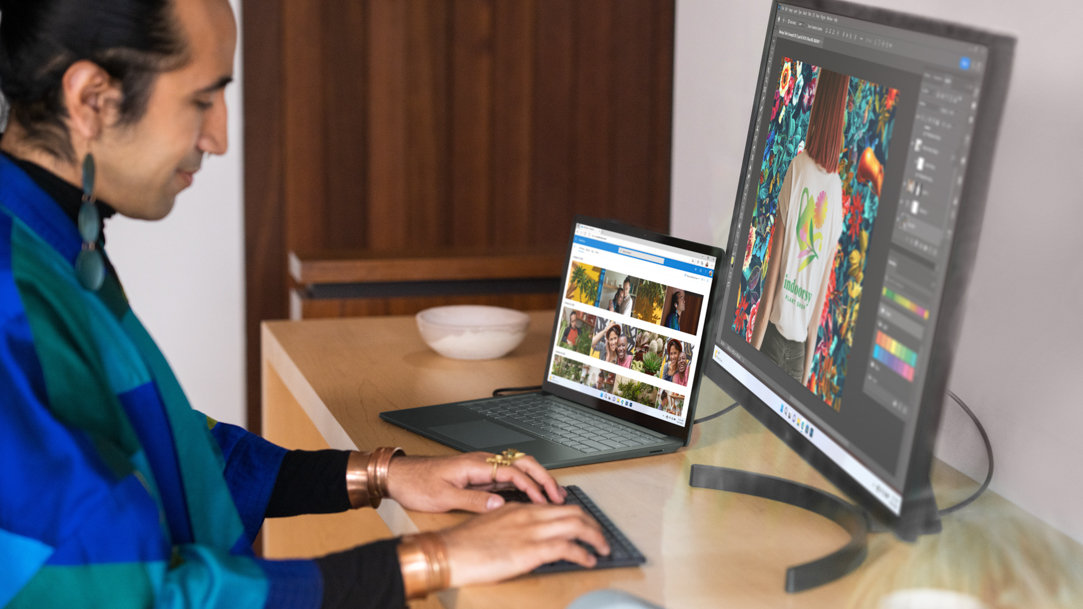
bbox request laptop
[380,217,726,468]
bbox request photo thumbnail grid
[557,305,695,386]
[551,354,687,418]
[554,299,694,419]
[564,262,706,337]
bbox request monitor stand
[689,464,940,593]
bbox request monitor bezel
[704,0,1014,539]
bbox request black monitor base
[689,464,872,593]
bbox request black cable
[937,390,994,516]
[492,385,543,397]
[694,400,740,425]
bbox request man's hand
[385,452,567,513]
[440,502,610,587]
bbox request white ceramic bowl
[416,305,530,360]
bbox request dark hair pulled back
[0,0,187,161]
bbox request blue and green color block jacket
[0,154,329,608]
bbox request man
[560,309,583,348]
[665,290,685,331]
[608,286,624,313]
[615,336,634,368]
[619,278,635,317]
[0,2,606,608]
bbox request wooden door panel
[245,0,675,431]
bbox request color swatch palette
[873,330,916,382]
[882,287,929,319]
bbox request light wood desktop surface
[260,312,1082,609]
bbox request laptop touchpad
[432,421,532,447]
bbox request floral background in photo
[731,58,899,411]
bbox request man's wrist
[346,447,404,509]
[397,532,451,599]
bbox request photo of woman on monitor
[751,68,850,385]
[731,57,898,411]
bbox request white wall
[673,0,1083,542]
[106,0,246,428]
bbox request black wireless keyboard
[496,485,646,574]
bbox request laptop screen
[546,221,720,431]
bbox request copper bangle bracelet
[347,446,404,509]
[397,531,451,599]
[367,446,403,508]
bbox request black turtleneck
[1,150,116,244]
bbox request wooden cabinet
[288,247,565,318]
[244,0,676,429]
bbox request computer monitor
[702,0,1014,579]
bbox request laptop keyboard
[497,485,646,574]
[467,394,661,453]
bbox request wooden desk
[261,313,1083,609]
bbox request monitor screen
[706,0,1013,537]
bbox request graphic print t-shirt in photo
[769,152,844,341]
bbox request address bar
[618,247,664,264]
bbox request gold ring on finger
[486,448,527,481]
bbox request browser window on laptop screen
[547,222,718,429]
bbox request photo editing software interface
[713,3,991,514]
[549,223,717,428]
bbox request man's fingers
[558,539,600,567]
[497,473,547,504]
[526,507,610,556]
[441,502,614,587]
[502,456,566,504]
[447,488,508,513]
[497,503,610,556]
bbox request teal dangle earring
[75,153,105,291]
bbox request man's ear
[61,60,124,142]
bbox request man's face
[616,337,628,359]
[94,0,235,220]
